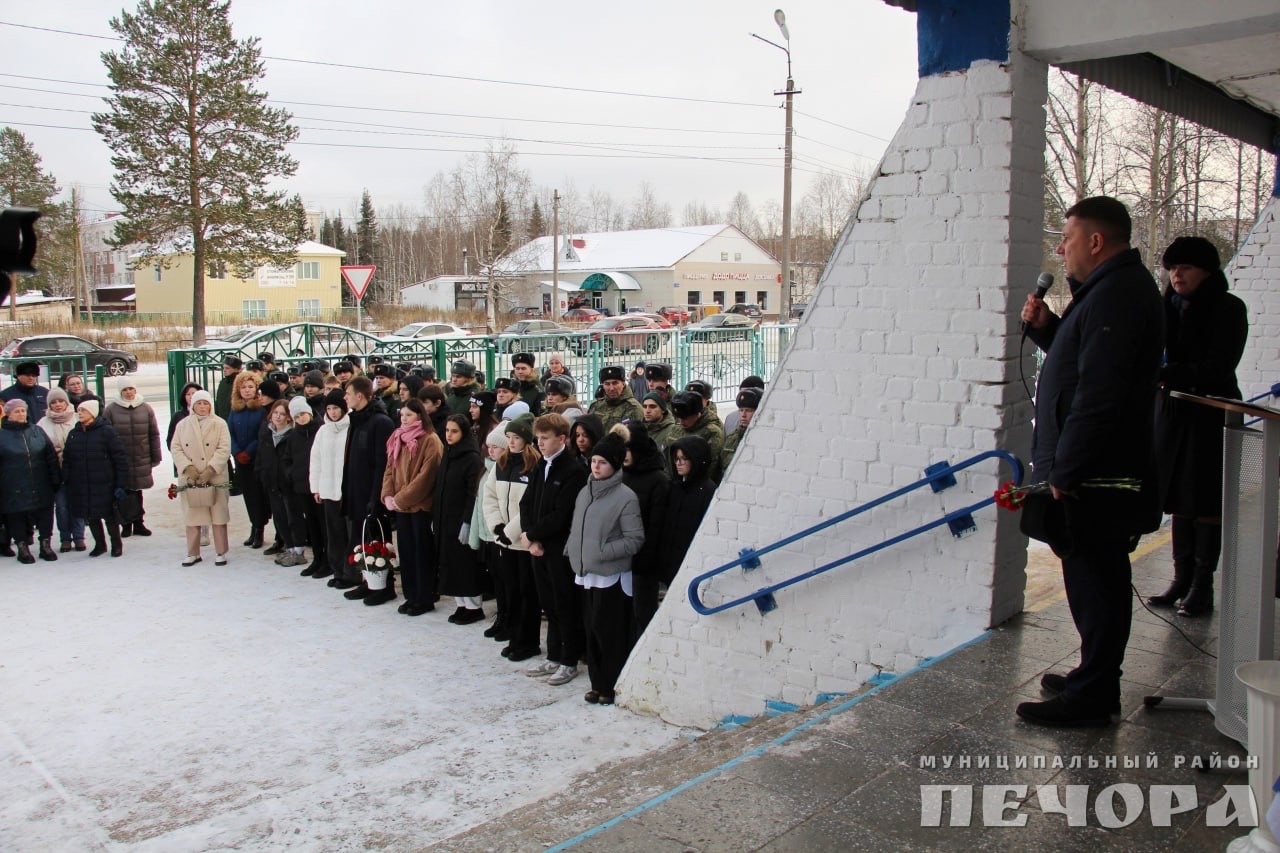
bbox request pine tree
[319,216,334,248]
[290,194,312,240]
[356,189,377,265]
[0,128,65,305]
[528,198,545,238]
[91,0,304,344]
[494,196,512,256]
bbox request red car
[561,307,603,326]
[658,305,690,325]
[631,312,673,329]
[569,316,669,355]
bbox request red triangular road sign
[341,265,376,301]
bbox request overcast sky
[3,1,919,225]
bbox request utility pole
[753,10,800,321]
[552,189,560,319]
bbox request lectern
[1143,392,1280,747]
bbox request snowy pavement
[0,367,690,850]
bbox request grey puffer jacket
[565,469,644,578]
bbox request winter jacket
[282,418,320,496]
[1027,247,1163,541]
[342,399,395,517]
[62,417,128,521]
[380,426,442,514]
[469,458,497,549]
[1153,270,1248,517]
[0,419,60,513]
[309,413,350,501]
[516,378,544,414]
[565,469,644,578]
[721,426,746,478]
[227,403,266,461]
[519,446,589,552]
[36,410,76,464]
[435,435,485,595]
[214,371,239,420]
[644,410,681,462]
[656,435,717,585]
[445,379,482,416]
[588,386,644,430]
[0,381,49,424]
[377,383,401,421]
[622,433,670,577]
[672,411,725,482]
[571,414,605,467]
[257,421,292,494]
[103,396,162,491]
[483,452,535,551]
[170,412,232,527]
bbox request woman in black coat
[435,414,486,624]
[622,424,670,645]
[282,396,325,576]
[570,414,604,469]
[0,397,61,563]
[1148,237,1248,617]
[62,400,129,557]
[656,435,716,586]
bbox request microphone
[1022,272,1054,335]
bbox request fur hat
[77,399,100,418]
[739,375,765,390]
[591,431,628,471]
[494,377,517,392]
[246,360,265,372]
[286,366,302,376]
[14,361,40,377]
[303,370,325,389]
[223,355,244,369]
[512,352,535,368]
[416,364,437,381]
[599,365,625,383]
[258,380,282,402]
[323,388,347,413]
[372,364,396,379]
[644,362,672,382]
[367,355,384,367]
[268,371,288,385]
[736,387,763,410]
[452,359,477,378]
[671,390,703,418]
[333,361,354,375]
[344,354,362,368]
[1161,236,1221,272]
[686,379,713,399]
[545,375,574,398]
[257,351,275,364]
[288,396,312,419]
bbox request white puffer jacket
[309,414,350,501]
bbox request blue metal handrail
[688,449,1024,616]
[1242,383,1280,427]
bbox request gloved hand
[113,487,127,501]
[235,451,251,465]
[195,467,214,485]
[494,523,511,547]
[182,465,198,482]
[458,522,470,545]
[383,495,398,512]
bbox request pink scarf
[387,419,426,466]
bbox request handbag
[184,483,218,509]
[114,490,143,524]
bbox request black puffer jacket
[257,422,291,494]
[622,428,670,577]
[62,417,128,521]
[0,419,60,513]
[656,435,716,584]
[283,418,320,496]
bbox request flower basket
[350,514,397,590]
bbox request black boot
[1178,521,1221,617]
[0,540,13,558]
[108,522,124,558]
[37,538,57,562]
[243,528,256,547]
[89,520,107,557]
[249,526,265,549]
[132,521,152,537]
[15,542,35,564]
[119,522,132,538]
[1149,516,1195,606]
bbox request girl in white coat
[308,389,350,584]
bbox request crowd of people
[148,351,766,704]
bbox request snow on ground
[0,366,690,850]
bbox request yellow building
[132,240,346,321]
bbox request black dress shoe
[453,608,485,625]
[505,646,541,662]
[403,603,434,616]
[483,620,507,638]
[89,542,107,557]
[491,629,510,642]
[1016,696,1112,728]
[397,602,411,614]
[332,577,357,589]
[1040,673,1121,713]
[312,568,334,580]
[447,606,466,624]
[344,584,371,600]
[363,588,396,607]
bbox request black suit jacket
[519,449,588,551]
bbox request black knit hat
[452,359,477,378]
[1162,236,1221,272]
[671,390,703,418]
[736,387,763,410]
[512,352,535,368]
[642,390,670,410]
[303,370,325,389]
[591,432,627,470]
[471,390,497,408]
[494,377,517,392]
[223,355,244,369]
[644,363,672,382]
[324,388,347,413]
[505,413,535,443]
[599,365,625,383]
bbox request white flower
[364,555,375,566]
[353,545,362,553]
[375,557,386,568]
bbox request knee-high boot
[108,521,124,558]
[1178,520,1221,617]
[89,519,108,557]
[1149,516,1195,606]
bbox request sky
[3,0,920,225]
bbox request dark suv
[726,303,764,319]
[1,334,139,377]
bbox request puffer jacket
[657,434,716,584]
[672,410,725,482]
[445,378,482,416]
[103,396,162,490]
[622,429,670,577]
[483,452,534,551]
[565,468,644,578]
[309,413,350,501]
[0,419,60,513]
[283,418,320,496]
[62,417,127,521]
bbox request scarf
[270,421,292,446]
[387,419,426,466]
[44,405,75,426]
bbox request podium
[1143,392,1280,747]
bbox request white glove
[458,522,470,545]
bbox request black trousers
[235,461,270,527]
[631,573,661,647]
[267,489,297,548]
[508,549,541,652]
[321,499,349,578]
[583,581,633,694]
[532,550,584,667]
[6,508,54,544]
[397,510,436,607]
[1061,539,1132,710]
[287,491,322,554]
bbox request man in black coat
[1018,196,1164,728]
[340,376,396,606]
[0,362,49,423]
[1147,236,1247,617]
[519,412,590,684]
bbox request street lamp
[751,9,800,321]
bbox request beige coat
[170,413,232,526]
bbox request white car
[379,322,471,343]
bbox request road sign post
[340,265,376,331]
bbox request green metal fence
[0,357,106,401]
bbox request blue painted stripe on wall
[916,0,1010,77]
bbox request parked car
[658,305,691,325]
[1,334,139,377]
[506,306,544,319]
[569,316,669,356]
[685,312,757,343]
[490,320,580,353]
[629,312,674,329]
[726,303,764,319]
[201,323,373,359]
[561,307,603,326]
[379,321,471,343]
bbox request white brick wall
[616,49,1049,729]
[1232,194,1280,399]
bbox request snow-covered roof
[129,239,344,261]
[0,290,74,307]
[495,224,736,274]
